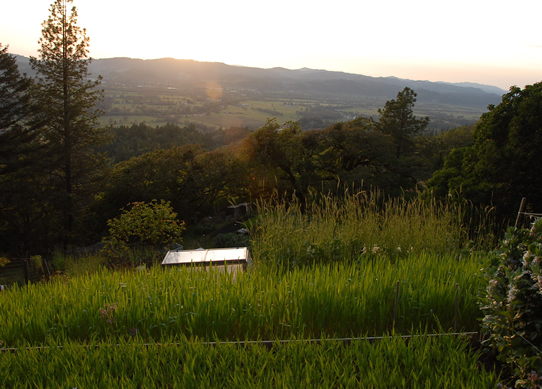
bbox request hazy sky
[3,0,541,90]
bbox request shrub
[102,200,185,267]
[480,219,542,388]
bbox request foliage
[375,87,430,159]
[0,45,49,255]
[29,0,110,248]
[244,107,433,202]
[213,232,250,248]
[102,200,185,266]
[30,255,43,272]
[244,118,312,199]
[436,124,475,151]
[98,122,220,163]
[51,248,67,271]
[97,144,249,228]
[0,336,499,388]
[0,44,43,177]
[426,83,542,224]
[480,219,542,387]
[306,119,399,191]
[0,257,9,267]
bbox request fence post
[515,197,527,228]
[24,259,30,285]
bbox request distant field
[99,115,167,127]
[98,85,486,130]
[417,103,484,121]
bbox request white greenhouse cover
[161,247,251,267]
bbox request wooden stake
[515,197,527,227]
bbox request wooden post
[515,197,527,227]
[42,257,51,279]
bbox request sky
[2,0,541,91]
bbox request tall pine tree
[375,87,429,159]
[0,44,50,254]
[30,0,109,249]
[0,44,43,176]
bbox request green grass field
[0,194,503,387]
[1,335,499,388]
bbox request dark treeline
[98,122,251,163]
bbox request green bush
[102,200,185,267]
[480,219,542,388]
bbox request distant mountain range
[16,56,505,109]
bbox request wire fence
[1,332,481,353]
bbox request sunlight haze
[2,0,541,90]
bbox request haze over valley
[16,55,508,130]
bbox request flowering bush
[480,219,542,388]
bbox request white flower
[522,251,533,267]
[508,285,519,302]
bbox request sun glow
[2,0,541,89]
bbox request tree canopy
[242,89,432,201]
[426,82,542,223]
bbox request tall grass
[251,191,480,268]
[0,335,499,388]
[0,253,484,346]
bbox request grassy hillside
[0,194,504,387]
